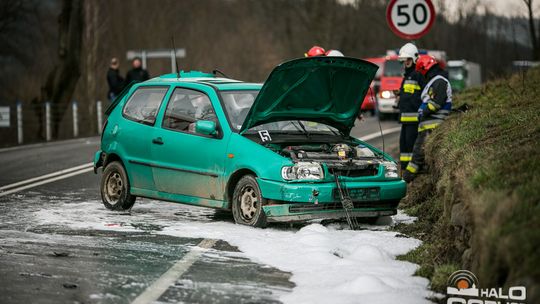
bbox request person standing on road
[106,57,124,101]
[403,55,452,183]
[396,43,424,172]
[125,57,150,85]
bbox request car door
[151,86,228,201]
[118,85,169,190]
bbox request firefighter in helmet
[396,43,425,173]
[403,55,452,183]
[305,46,326,57]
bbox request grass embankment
[395,68,540,301]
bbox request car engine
[279,143,383,177]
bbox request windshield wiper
[294,121,311,139]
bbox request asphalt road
[0,116,401,304]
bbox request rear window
[383,60,403,77]
[123,87,168,125]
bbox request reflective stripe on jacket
[400,112,419,123]
[418,75,452,132]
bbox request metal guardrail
[0,100,104,146]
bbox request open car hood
[239,57,378,135]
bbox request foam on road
[34,200,432,304]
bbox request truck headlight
[383,161,399,178]
[281,162,324,181]
[380,90,394,99]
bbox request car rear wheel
[100,161,136,211]
[232,175,267,228]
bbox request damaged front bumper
[258,178,406,222]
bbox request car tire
[100,161,136,211]
[232,175,267,228]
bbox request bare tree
[41,0,84,139]
[523,0,540,60]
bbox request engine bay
[277,143,384,177]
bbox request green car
[93,57,406,228]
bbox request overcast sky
[443,0,539,18]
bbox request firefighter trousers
[399,123,418,171]
[403,129,432,182]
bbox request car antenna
[212,69,229,78]
[171,36,181,78]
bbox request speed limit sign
[386,0,435,40]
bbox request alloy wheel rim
[239,186,258,221]
[105,172,123,204]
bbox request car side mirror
[195,120,217,136]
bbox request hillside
[396,67,540,302]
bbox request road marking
[0,162,94,191]
[0,164,94,197]
[359,126,401,141]
[131,239,218,304]
[0,136,99,153]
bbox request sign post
[386,0,435,40]
[127,49,186,72]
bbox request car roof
[144,72,262,91]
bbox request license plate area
[333,187,380,201]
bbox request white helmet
[398,43,419,63]
[325,49,344,57]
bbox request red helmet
[416,55,438,76]
[305,46,326,57]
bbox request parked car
[360,85,376,116]
[360,57,385,116]
[93,57,406,228]
[447,60,482,92]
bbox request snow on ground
[33,200,432,304]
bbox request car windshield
[448,67,465,80]
[373,62,383,79]
[383,60,403,77]
[220,90,340,134]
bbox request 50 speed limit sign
[386,0,435,40]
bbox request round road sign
[386,0,435,40]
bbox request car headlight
[383,161,399,178]
[281,162,324,181]
[380,90,394,99]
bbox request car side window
[162,88,217,133]
[123,87,168,125]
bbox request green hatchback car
[94,57,406,227]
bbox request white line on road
[0,126,399,198]
[131,239,218,304]
[0,166,94,197]
[359,126,401,141]
[0,162,94,192]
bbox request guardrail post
[72,100,79,137]
[45,101,51,141]
[17,101,23,144]
[96,100,103,135]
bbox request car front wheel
[100,161,136,211]
[232,175,267,228]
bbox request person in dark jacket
[396,43,424,172]
[125,57,150,85]
[106,57,124,101]
[403,55,452,183]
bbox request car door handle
[152,137,164,145]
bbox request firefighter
[325,49,344,56]
[305,46,326,57]
[403,55,452,183]
[396,43,424,172]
